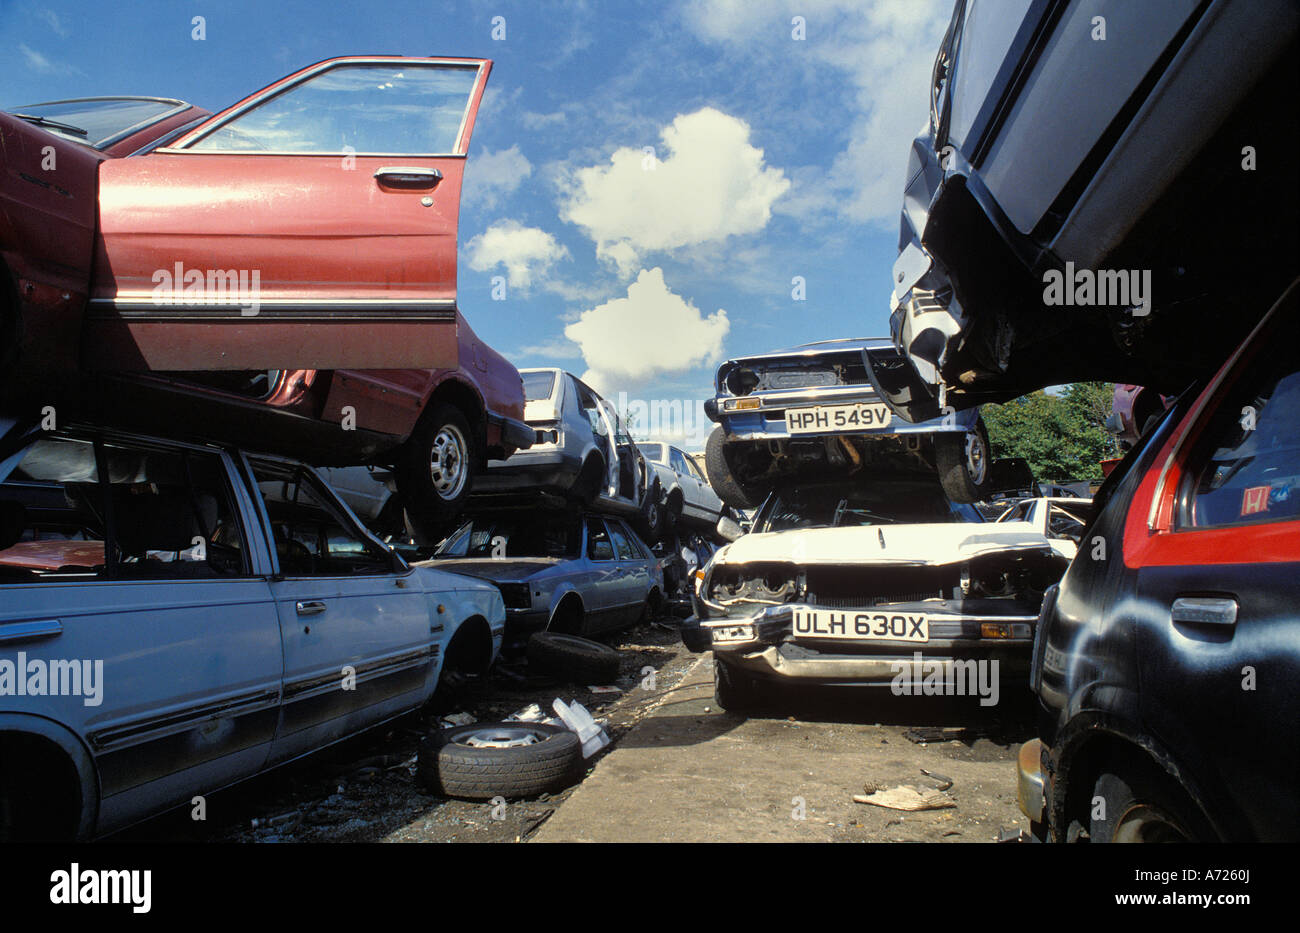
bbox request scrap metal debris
[919,769,954,791]
[903,726,968,745]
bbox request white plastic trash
[552,698,610,758]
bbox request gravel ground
[111,616,699,843]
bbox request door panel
[85,57,490,372]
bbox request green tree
[982,382,1119,483]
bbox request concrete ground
[534,654,1036,843]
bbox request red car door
[85,56,490,372]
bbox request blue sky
[2,0,953,449]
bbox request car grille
[804,565,955,608]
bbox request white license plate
[792,609,929,643]
[784,402,892,434]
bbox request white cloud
[558,107,790,276]
[465,221,569,291]
[564,267,730,395]
[19,43,81,76]
[464,145,532,210]
[38,9,70,38]
[521,110,567,130]
[683,0,948,226]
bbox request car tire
[935,418,992,504]
[705,426,766,511]
[714,658,760,713]
[397,402,476,539]
[417,722,582,800]
[663,492,683,536]
[1087,765,1210,843]
[633,481,665,543]
[527,631,621,684]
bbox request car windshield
[639,443,666,462]
[756,478,981,532]
[521,371,556,402]
[435,514,581,559]
[6,98,183,149]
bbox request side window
[0,436,249,581]
[586,518,614,561]
[187,63,480,154]
[1181,350,1300,529]
[608,522,636,561]
[251,461,395,575]
[669,448,688,473]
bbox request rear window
[436,513,580,559]
[522,371,557,402]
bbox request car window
[521,371,556,402]
[1047,504,1088,542]
[0,436,250,581]
[608,522,636,561]
[682,456,706,481]
[187,62,479,154]
[586,518,614,561]
[251,460,394,575]
[669,448,690,473]
[1181,348,1300,529]
[434,515,580,559]
[757,478,978,532]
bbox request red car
[2,56,532,529]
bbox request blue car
[0,415,505,840]
[702,338,989,508]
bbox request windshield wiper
[9,113,89,138]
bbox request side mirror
[716,516,744,542]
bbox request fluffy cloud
[465,221,569,290]
[564,267,729,394]
[464,145,532,211]
[559,107,790,276]
[683,0,948,226]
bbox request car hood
[415,556,563,583]
[714,521,1052,567]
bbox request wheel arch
[0,713,98,841]
[424,378,488,463]
[443,613,495,676]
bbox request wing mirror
[716,516,744,542]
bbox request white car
[637,442,726,541]
[994,497,1094,561]
[680,473,1069,710]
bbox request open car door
[85,55,490,371]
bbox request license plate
[784,402,892,434]
[792,608,929,643]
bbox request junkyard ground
[115,615,1035,843]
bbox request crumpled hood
[714,521,1052,567]
[415,556,561,583]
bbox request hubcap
[459,726,543,749]
[965,431,988,485]
[429,424,468,500]
[1111,803,1190,842]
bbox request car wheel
[1088,766,1209,843]
[416,722,582,800]
[714,658,760,713]
[527,631,621,684]
[663,492,683,536]
[632,481,665,543]
[638,589,663,625]
[397,402,476,538]
[935,418,992,503]
[705,426,766,510]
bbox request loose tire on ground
[416,722,582,800]
[527,631,621,683]
[935,418,992,504]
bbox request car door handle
[296,600,327,617]
[374,166,443,187]
[1171,596,1237,627]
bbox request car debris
[853,785,957,811]
[441,712,478,728]
[919,769,954,792]
[553,699,611,759]
[524,631,622,684]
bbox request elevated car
[703,338,990,507]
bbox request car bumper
[714,393,977,442]
[476,446,582,493]
[1016,738,1047,835]
[486,411,536,454]
[691,601,1035,686]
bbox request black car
[1017,282,1300,842]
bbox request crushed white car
[681,473,1070,710]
